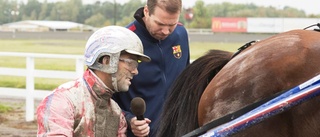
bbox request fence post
[26,56,35,121]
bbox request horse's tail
[156,50,233,137]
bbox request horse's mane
[156,49,234,137]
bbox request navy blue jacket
[112,7,190,137]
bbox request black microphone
[130,97,146,120]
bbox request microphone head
[130,97,146,116]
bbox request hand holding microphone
[130,97,151,137]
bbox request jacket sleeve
[37,91,74,137]
[123,110,135,130]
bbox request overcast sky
[107,0,320,15]
[20,0,320,15]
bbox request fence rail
[0,52,84,121]
[187,28,213,34]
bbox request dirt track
[0,97,38,137]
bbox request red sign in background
[211,18,247,32]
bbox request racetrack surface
[0,97,39,137]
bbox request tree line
[1,0,319,28]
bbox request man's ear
[102,56,110,65]
[144,5,149,16]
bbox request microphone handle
[136,115,144,120]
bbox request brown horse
[156,29,320,137]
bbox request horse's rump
[157,29,320,137]
[198,29,320,136]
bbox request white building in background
[211,17,320,33]
[0,20,96,32]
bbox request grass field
[0,39,242,90]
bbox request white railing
[0,52,84,121]
[187,28,213,34]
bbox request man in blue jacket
[112,0,190,136]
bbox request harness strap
[303,23,320,31]
[182,89,287,137]
[231,40,257,59]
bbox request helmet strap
[111,73,118,92]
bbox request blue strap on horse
[200,75,320,137]
[182,86,287,137]
[183,74,320,137]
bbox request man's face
[144,6,180,40]
[115,53,139,92]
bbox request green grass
[0,40,84,70]
[0,39,242,90]
[0,104,12,113]
[0,76,71,90]
[0,39,84,54]
[189,42,240,59]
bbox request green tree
[189,0,211,28]
[119,0,144,23]
[0,0,14,24]
[49,6,58,20]
[38,0,48,20]
[281,6,306,17]
[85,13,108,27]
[54,2,73,21]
[68,0,82,22]
[117,16,134,26]
[100,1,119,25]
[1,0,319,28]
[30,10,37,20]
[77,4,101,24]
[21,0,41,20]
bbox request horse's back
[199,29,320,137]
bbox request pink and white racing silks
[37,69,127,137]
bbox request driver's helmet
[84,26,151,73]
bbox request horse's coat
[156,29,320,137]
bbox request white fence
[0,52,84,121]
[187,28,213,34]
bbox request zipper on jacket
[157,40,167,84]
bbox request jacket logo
[172,45,182,59]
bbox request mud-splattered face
[115,53,139,92]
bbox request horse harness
[231,22,320,60]
[231,40,258,59]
